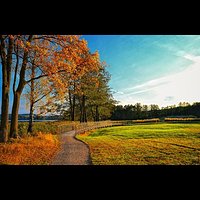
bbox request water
[8,119,58,122]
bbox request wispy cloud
[114,53,200,106]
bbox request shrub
[18,121,73,136]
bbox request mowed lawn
[76,123,200,165]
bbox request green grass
[76,123,200,165]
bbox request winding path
[51,130,92,165]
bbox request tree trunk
[27,65,35,134]
[79,95,84,123]
[0,36,14,142]
[95,105,99,121]
[79,100,83,123]
[10,92,21,138]
[10,77,26,138]
[82,95,87,122]
[69,89,76,121]
[0,85,10,142]
[27,102,34,134]
[90,106,96,121]
[72,94,75,121]
[68,90,73,121]
[10,35,33,138]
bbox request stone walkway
[51,130,92,165]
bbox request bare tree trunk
[0,36,14,142]
[27,102,34,134]
[27,65,35,134]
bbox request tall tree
[24,66,52,134]
[10,35,33,138]
[0,35,14,142]
[54,61,116,122]
[9,35,94,138]
[86,65,116,121]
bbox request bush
[18,121,73,136]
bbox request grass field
[76,123,200,165]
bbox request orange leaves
[26,41,31,47]
[14,35,103,107]
[16,39,24,48]
[0,134,60,165]
[8,35,14,40]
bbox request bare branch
[34,90,52,104]
[13,44,19,94]
[25,69,66,83]
[26,74,48,83]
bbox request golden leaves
[26,41,31,47]
[0,133,60,165]
[8,35,14,40]
[14,35,103,108]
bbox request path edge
[74,132,93,165]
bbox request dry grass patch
[0,133,60,165]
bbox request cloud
[164,96,174,102]
[123,76,170,94]
[114,53,200,107]
[112,89,124,95]
[116,91,124,95]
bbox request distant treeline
[111,102,200,120]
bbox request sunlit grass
[165,117,200,122]
[77,123,200,165]
[0,133,60,165]
[132,118,160,123]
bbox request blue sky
[82,35,200,108]
[1,35,200,114]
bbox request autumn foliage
[0,35,106,141]
[0,133,60,165]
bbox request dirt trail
[51,130,91,165]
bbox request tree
[24,66,52,134]
[135,103,142,119]
[54,61,116,122]
[0,35,14,142]
[142,105,148,118]
[0,35,97,141]
[149,104,159,118]
[86,65,116,121]
[62,51,101,122]
[10,35,94,138]
[10,35,34,138]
